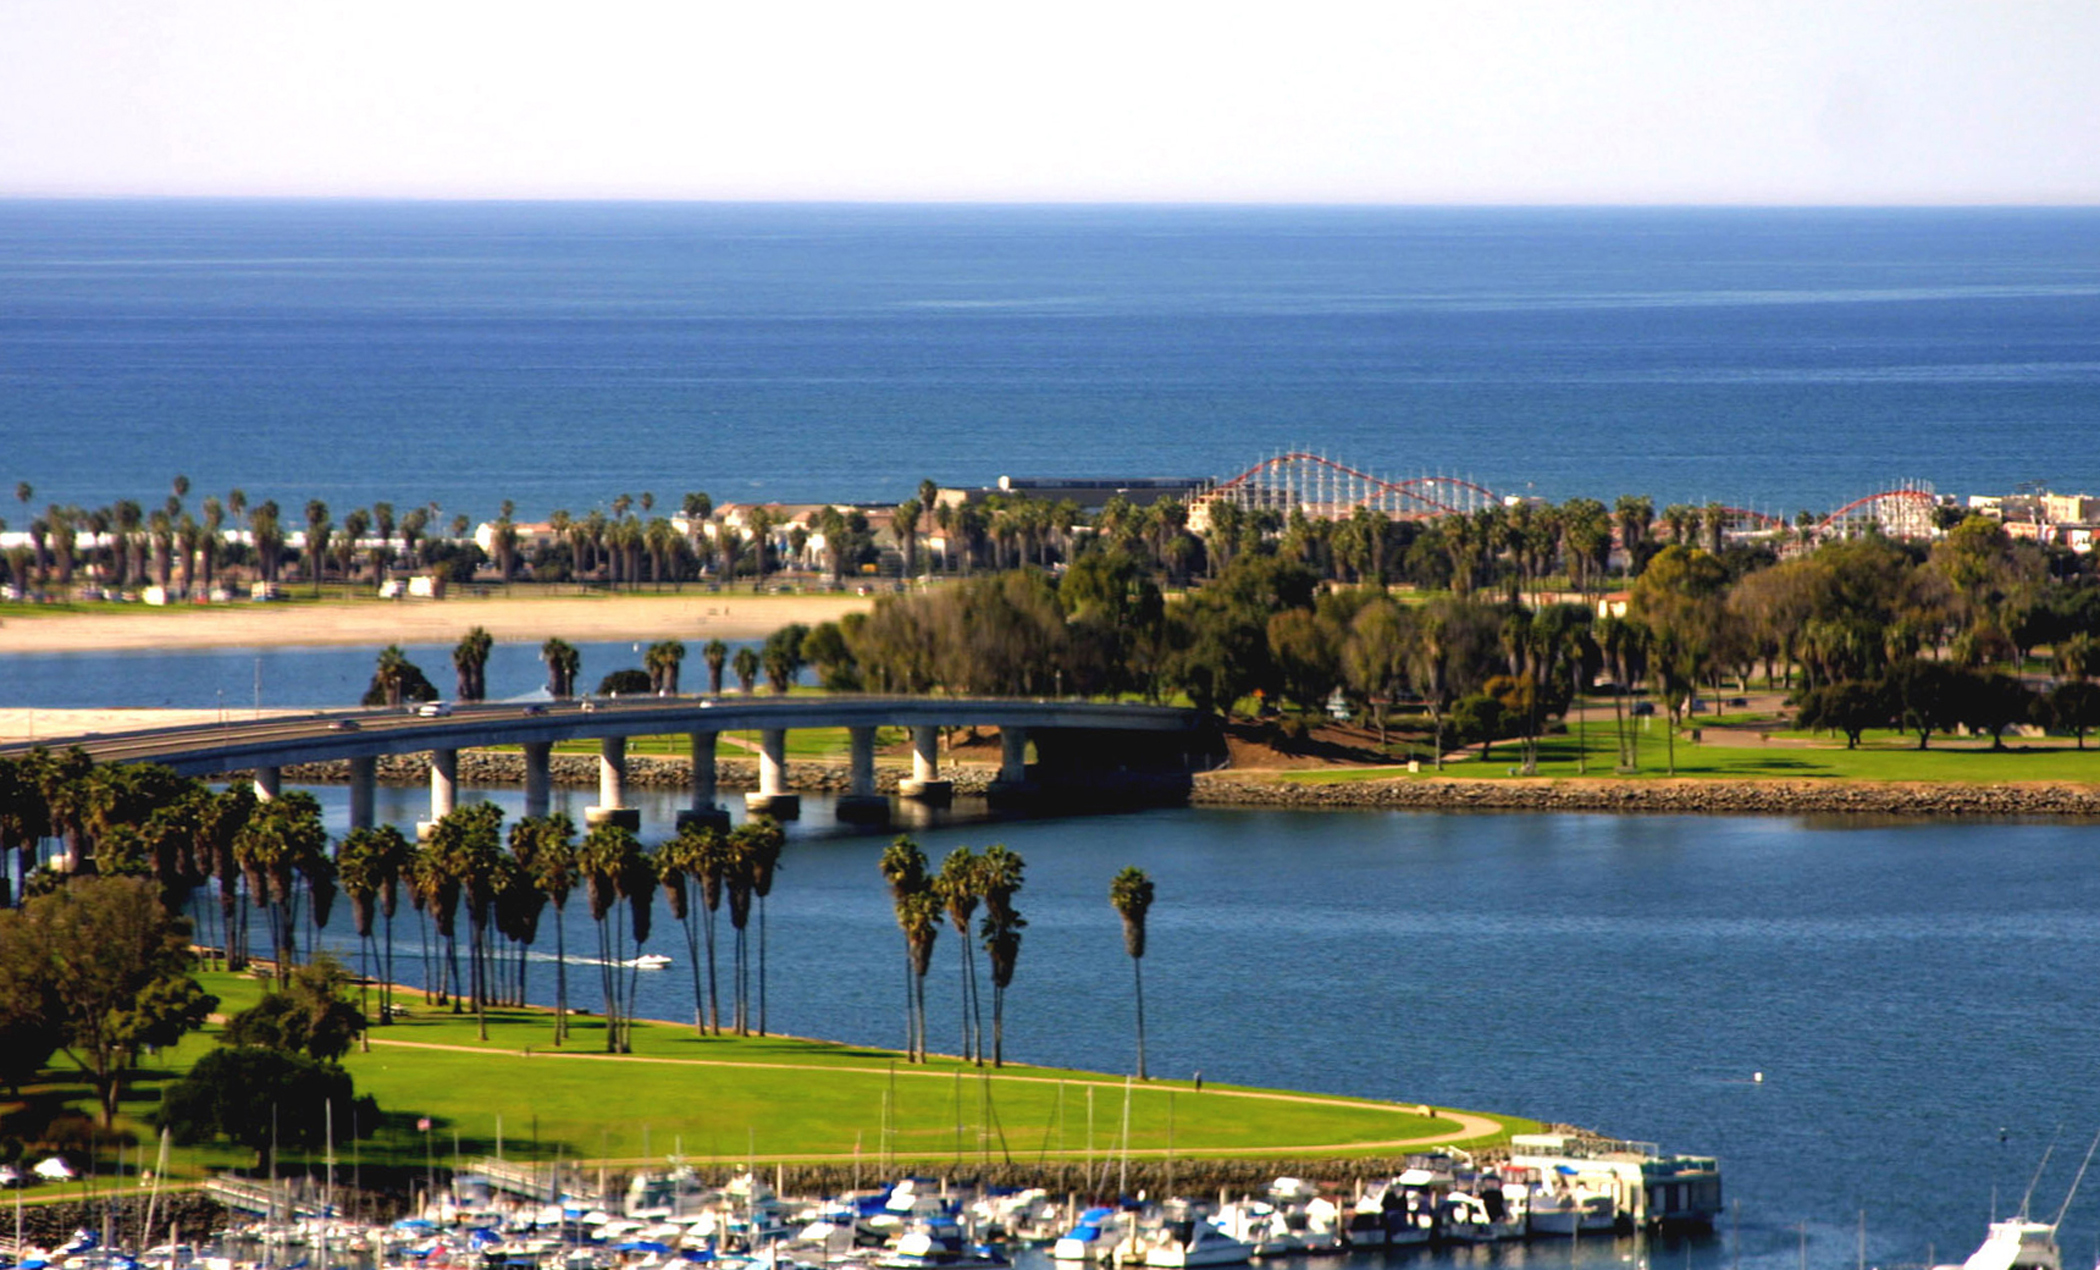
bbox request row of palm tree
[876,838,1039,1068]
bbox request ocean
[3,201,2099,521]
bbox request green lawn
[1277,715,2100,784]
[0,969,1526,1187]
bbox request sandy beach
[0,592,873,656]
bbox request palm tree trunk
[683,916,705,1035]
[702,907,720,1034]
[382,907,395,1024]
[1132,959,1148,1081]
[553,907,568,1045]
[758,899,768,1036]
[992,985,1004,1068]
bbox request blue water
[264,787,2100,1270]
[4,202,2099,519]
[0,638,767,709]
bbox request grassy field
[1276,714,2100,784]
[0,970,1526,1192]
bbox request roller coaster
[1193,452,1501,522]
[1188,452,1949,546]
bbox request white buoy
[1753,1071,1764,1083]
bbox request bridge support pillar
[348,757,377,830]
[899,725,951,804]
[745,728,800,819]
[987,727,1037,807]
[677,731,731,831]
[587,736,640,830]
[836,726,889,826]
[418,748,457,840]
[522,743,552,820]
[253,765,281,802]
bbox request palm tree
[879,836,931,1060]
[695,824,731,1032]
[373,645,413,707]
[934,847,983,1063]
[426,802,505,1039]
[739,818,785,1035]
[232,790,330,982]
[893,497,922,578]
[897,891,941,1063]
[732,646,760,694]
[656,824,708,1034]
[577,822,650,1052]
[304,500,331,594]
[516,813,578,1044]
[976,845,1025,1067]
[1109,866,1154,1080]
[543,637,581,698]
[703,639,729,695]
[454,626,495,702]
[645,639,686,695]
[337,826,393,1038]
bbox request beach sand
[0,592,872,655]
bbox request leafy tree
[1951,671,2036,751]
[223,954,366,1060]
[1886,658,1963,750]
[1109,865,1154,1080]
[597,668,652,696]
[1796,680,1892,749]
[0,877,216,1124]
[1449,692,1509,760]
[157,1046,376,1171]
[2050,680,2100,749]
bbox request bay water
[5,202,2099,518]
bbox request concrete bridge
[2,696,1211,832]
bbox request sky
[1,0,2096,204]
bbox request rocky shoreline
[255,751,2100,818]
[1190,771,2100,817]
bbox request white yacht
[1935,1219,2062,1270]
[1052,1207,1131,1262]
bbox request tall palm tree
[426,802,505,1039]
[577,822,650,1052]
[373,645,413,707]
[897,891,941,1063]
[703,639,729,696]
[880,837,931,1060]
[732,646,760,694]
[656,824,707,1034]
[232,790,330,982]
[739,818,785,1035]
[337,825,409,1038]
[976,845,1026,1067]
[645,640,686,695]
[695,824,731,1032]
[543,637,581,698]
[304,500,332,594]
[934,847,983,1063]
[453,626,495,701]
[1109,866,1154,1080]
[516,813,578,1044]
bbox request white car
[415,702,453,717]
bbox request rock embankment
[273,752,994,795]
[1190,771,2100,817]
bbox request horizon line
[3,193,2100,212]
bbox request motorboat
[1206,1203,1290,1258]
[1128,1211,1253,1268]
[1052,1208,1130,1262]
[1440,1188,1524,1243]
[625,954,673,970]
[1527,1170,1619,1236]
[874,1218,1011,1270]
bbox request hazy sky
[3,0,2096,203]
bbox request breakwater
[1191,771,2100,817]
